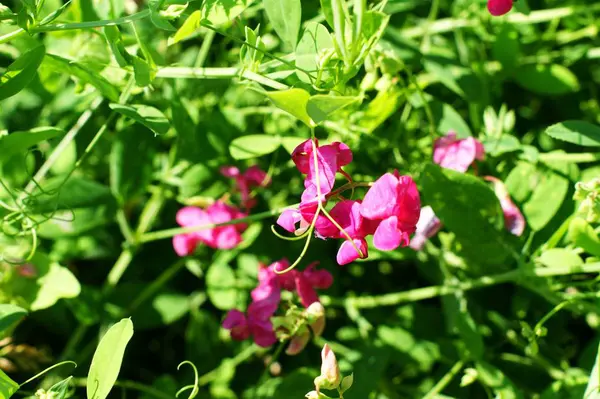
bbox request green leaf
[44,54,120,102]
[31,263,81,311]
[150,11,176,31]
[201,0,254,27]
[492,24,520,71]
[110,128,156,202]
[505,162,539,203]
[442,292,484,360]
[0,369,18,399]
[263,0,301,48]
[29,176,115,213]
[265,88,312,126]
[36,206,115,238]
[482,134,521,156]
[568,218,600,258]
[0,127,64,162]
[48,376,74,399]
[538,248,583,269]
[515,64,580,96]
[421,163,507,266]
[132,56,154,87]
[523,171,568,231]
[476,361,522,399]
[229,134,281,160]
[206,262,237,310]
[0,45,45,101]
[132,293,190,330]
[306,95,361,124]
[109,104,170,135]
[585,342,600,399]
[430,101,472,138]
[545,120,600,147]
[172,10,201,44]
[295,22,334,84]
[0,304,27,333]
[87,318,134,399]
[103,26,131,68]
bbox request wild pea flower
[360,171,421,251]
[433,131,485,173]
[487,0,513,16]
[172,201,247,256]
[222,303,277,348]
[409,206,443,251]
[221,165,271,209]
[314,344,341,393]
[485,176,525,236]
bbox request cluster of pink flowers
[172,165,270,256]
[277,139,421,265]
[222,259,332,347]
[487,0,513,16]
[414,131,525,249]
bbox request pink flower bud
[306,302,326,337]
[286,327,310,356]
[315,344,341,391]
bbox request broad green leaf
[377,326,439,372]
[44,55,120,102]
[515,64,580,96]
[545,120,600,147]
[31,263,81,311]
[421,163,507,266]
[229,134,281,160]
[132,56,154,87]
[0,304,27,333]
[482,134,521,156]
[132,293,190,330]
[281,136,304,154]
[424,59,464,98]
[150,11,176,31]
[87,318,134,399]
[0,45,45,101]
[265,88,312,126]
[306,95,361,124]
[36,206,115,238]
[109,104,170,135]
[568,218,600,258]
[29,176,115,213]
[202,0,254,27]
[357,86,404,133]
[295,22,334,84]
[585,342,600,398]
[476,361,522,399]
[0,127,64,162]
[172,10,201,44]
[103,26,131,68]
[0,369,18,399]
[206,262,237,310]
[110,128,156,202]
[538,248,583,269]
[263,0,301,48]
[430,101,472,138]
[523,171,568,231]
[505,162,539,203]
[492,24,520,71]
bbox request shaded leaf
[431,101,472,138]
[109,104,170,135]
[206,262,237,310]
[0,304,27,333]
[523,171,568,231]
[515,64,580,96]
[0,369,18,399]
[0,45,45,101]
[0,127,64,162]
[30,177,115,213]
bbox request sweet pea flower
[433,131,485,173]
[487,0,513,16]
[222,300,277,347]
[409,206,443,251]
[221,165,271,209]
[172,201,247,256]
[485,176,525,236]
[360,172,421,251]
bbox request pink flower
[433,131,485,173]
[360,172,421,251]
[172,201,247,256]
[222,300,277,347]
[314,344,341,392]
[485,176,525,236]
[487,0,513,16]
[15,263,38,278]
[409,206,443,251]
[221,165,270,209]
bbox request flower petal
[295,274,320,308]
[250,319,277,347]
[176,206,208,227]
[172,234,198,256]
[360,173,399,220]
[372,216,405,251]
[213,225,242,249]
[336,238,368,265]
[277,209,302,233]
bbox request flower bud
[574,178,600,223]
[305,391,335,399]
[286,327,310,356]
[306,302,326,337]
[315,344,341,391]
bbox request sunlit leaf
[0,45,45,101]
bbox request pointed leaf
[0,127,64,162]
[202,0,254,27]
[265,88,312,126]
[172,10,202,44]
[295,22,334,84]
[31,263,81,311]
[515,64,580,96]
[109,104,170,135]
[306,95,361,124]
[523,171,568,231]
[0,305,27,333]
[229,134,281,160]
[0,369,18,399]
[545,120,600,147]
[87,319,134,399]
[0,45,45,101]
[263,0,301,48]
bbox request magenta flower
[433,131,485,173]
[221,165,270,209]
[487,0,513,16]
[172,201,247,256]
[485,176,525,236]
[409,206,443,251]
[360,172,421,251]
[222,301,277,347]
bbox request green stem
[321,262,600,309]
[138,205,294,243]
[422,360,465,399]
[194,30,216,68]
[32,9,151,32]
[539,152,600,163]
[155,67,289,90]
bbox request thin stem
[155,67,289,90]
[539,152,600,163]
[194,30,216,68]
[32,9,151,32]
[422,360,465,399]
